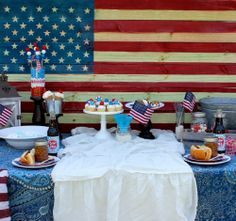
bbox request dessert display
[84,97,123,112]
[125,99,163,110]
[190,145,212,160]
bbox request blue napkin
[114,114,133,133]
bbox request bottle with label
[47,112,60,155]
[213,109,226,154]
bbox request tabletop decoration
[26,43,47,125]
[127,99,164,139]
[114,114,132,141]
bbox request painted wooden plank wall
[7,0,236,132]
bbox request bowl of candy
[0,126,48,149]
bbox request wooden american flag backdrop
[2,0,236,132]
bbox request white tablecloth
[52,128,197,221]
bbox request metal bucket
[45,99,62,115]
[199,97,236,130]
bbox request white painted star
[44,58,50,63]
[20,22,27,29]
[20,36,26,42]
[51,51,57,56]
[36,23,43,29]
[21,6,27,12]
[43,16,49,22]
[76,16,82,22]
[67,65,72,71]
[19,65,25,71]
[36,6,43,12]
[52,7,58,13]
[28,16,34,22]
[84,8,91,14]
[60,30,66,37]
[75,58,81,63]
[4,36,10,42]
[4,23,10,29]
[68,24,75,30]
[12,16,19,22]
[84,24,91,31]
[3,65,9,71]
[28,29,34,36]
[84,38,90,45]
[12,30,18,36]
[60,16,66,22]
[11,57,17,63]
[75,44,81,50]
[4,6,10,13]
[45,43,50,49]
[52,37,58,42]
[59,44,65,50]
[68,7,75,13]
[12,43,18,49]
[84,51,89,57]
[67,51,73,57]
[28,43,34,49]
[50,64,57,70]
[3,50,10,56]
[68,38,74,44]
[59,57,65,63]
[82,65,88,72]
[52,24,59,30]
[20,50,25,56]
[36,36,42,42]
[44,30,50,36]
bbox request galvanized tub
[199,97,236,130]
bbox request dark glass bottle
[47,113,60,155]
[213,109,226,154]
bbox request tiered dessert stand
[83,109,124,140]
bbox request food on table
[137,99,159,109]
[190,145,212,160]
[84,96,123,112]
[35,140,48,162]
[204,137,218,157]
[20,149,36,165]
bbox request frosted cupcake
[97,101,106,112]
[114,101,123,111]
[104,98,109,106]
[89,101,96,112]
[95,96,102,106]
[107,101,115,112]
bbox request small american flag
[0,104,12,126]
[183,92,196,112]
[129,101,154,125]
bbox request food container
[35,139,48,162]
[204,136,218,157]
[191,112,207,133]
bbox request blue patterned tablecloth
[1,139,236,221]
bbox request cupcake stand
[83,109,123,140]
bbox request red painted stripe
[95,42,236,52]
[0,176,7,183]
[0,193,9,201]
[11,82,236,92]
[94,62,236,75]
[95,20,236,33]
[0,208,10,219]
[96,0,236,10]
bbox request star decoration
[20,36,26,42]
[50,64,57,70]
[84,51,89,57]
[59,44,65,50]
[4,36,10,42]
[20,23,27,29]
[43,16,49,22]
[84,39,90,45]
[12,16,19,22]
[84,24,91,31]
[82,65,88,71]
[59,57,65,63]
[68,38,74,44]
[60,30,66,37]
[76,16,82,22]
[12,43,18,49]
[67,51,73,57]
[67,65,72,71]
[84,8,91,14]
[12,30,18,36]
[75,58,81,63]
[36,23,43,29]
[52,37,58,42]
[11,57,17,63]
[4,6,10,13]
[19,50,25,56]
[52,7,58,13]
[44,30,50,36]
[36,36,42,42]
[60,16,66,23]
[51,51,57,56]
[75,44,81,50]
[68,7,75,13]
[3,65,9,71]
[21,6,27,12]
[28,16,34,22]
[52,24,59,30]
[3,50,10,56]
[68,24,75,30]
[28,29,34,36]
[4,23,10,29]
[28,43,34,49]
[44,58,50,63]
[36,6,43,12]
[19,65,25,71]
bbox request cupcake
[104,98,109,106]
[89,101,96,112]
[85,101,90,111]
[114,101,123,111]
[95,96,102,106]
[107,101,115,112]
[97,101,106,112]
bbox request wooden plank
[96,10,236,21]
[18,91,236,102]
[8,74,236,83]
[95,52,236,63]
[96,0,236,10]
[21,113,192,124]
[95,33,236,43]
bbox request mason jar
[191,112,207,133]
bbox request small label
[47,136,60,154]
[214,134,226,152]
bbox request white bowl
[0,126,48,149]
